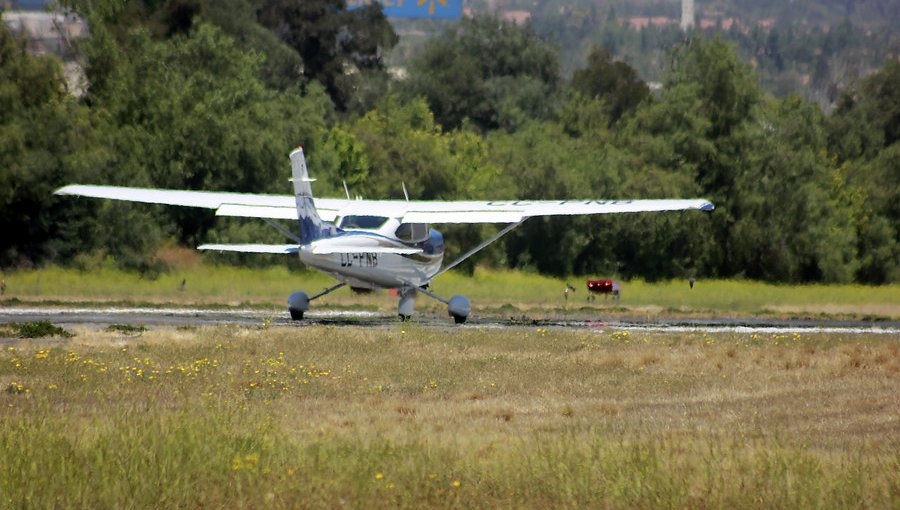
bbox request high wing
[197,244,300,254]
[55,184,713,224]
[55,185,318,220]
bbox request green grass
[0,264,332,305]
[1,326,898,508]
[439,269,900,316]
[1,264,898,319]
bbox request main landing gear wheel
[287,282,346,321]
[448,295,471,324]
[396,286,471,324]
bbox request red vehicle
[586,278,620,300]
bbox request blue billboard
[346,0,462,19]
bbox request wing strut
[310,282,346,301]
[431,219,526,279]
[263,218,301,244]
[415,285,448,304]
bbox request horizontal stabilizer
[197,244,299,254]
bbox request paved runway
[1,306,898,335]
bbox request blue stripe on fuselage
[329,228,445,255]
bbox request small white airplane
[55,147,713,323]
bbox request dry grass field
[1,324,898,508]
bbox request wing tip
[54,185,78,195]
[700,201,715,211]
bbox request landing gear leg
[398,287,415,321]
[415,221,523,324]
[416,286,471,324]
[288,282,346,321]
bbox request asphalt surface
[1,306,899,334]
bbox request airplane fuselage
[299,227,444,289]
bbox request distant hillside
[488,0,900,30]
[390,0,899,108]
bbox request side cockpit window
[395,223,430,243]
[338,215,389,230]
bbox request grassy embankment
[1,264,898,319]
[1,325,898,507]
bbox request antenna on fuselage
[402,182,409,202]
[342,180,351,200]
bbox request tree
[256,0,397,112]
[659,38,762,277]
[346,95,505,201]
[727,96,857,282]
[192,0,305,91]
[830,59,900,160]
[402,13,561,133]
[340,95,506,271]
[827,60,900,282]
[848,146,900,282]
[66,0,396,111]
[487,121,602,275]
[0,23,103,266]
[667,37,762,143]
[569,46,649,126]
[576,84,715,280]
[73,14,334,254]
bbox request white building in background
[681,0,695,30]
[2,9,87,95]
[2,10,86,56]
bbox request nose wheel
[397,287,416,322]
[398,287,415,320]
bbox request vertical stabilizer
[291,147,337,244]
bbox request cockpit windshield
[395,223,430,243]
[338,215,389,230]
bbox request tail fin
[291,147,337,244]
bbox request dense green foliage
[400,14,561,133]
[1,1,898,283]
